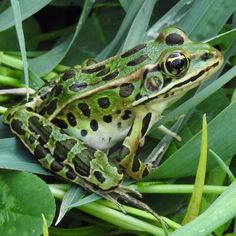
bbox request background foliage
[0,0,236,235]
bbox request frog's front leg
[118,111,154,180]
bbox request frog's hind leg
[2,79,58,125]
[6,106,123,190]
[6,108,88,183]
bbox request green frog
[2,26,223,220]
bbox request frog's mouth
[132,52,223,107]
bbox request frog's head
[135,26,223,107]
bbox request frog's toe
[117,185,142,198]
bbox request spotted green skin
[3,27,223,202]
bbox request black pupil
[171,58,184,70]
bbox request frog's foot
[107,187,168,231]
[117,185,143,198]
[87,182,164,225]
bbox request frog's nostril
[200,52,211,61]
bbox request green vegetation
[0,1,236,235]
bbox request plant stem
[0,106,7,114]
[49,183,228,234]
[0,52,23,70]
[0,88,35,96]
[99,199,181,230]
[0,66,22,78]
[0,75,22,87]
[133,183,227,194]
[49,185,166,236]
[79,202,165,235]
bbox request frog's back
[37,39,160,118]
[36,43,155,149]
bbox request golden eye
[163,52,189,77]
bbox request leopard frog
[3,26,223,219]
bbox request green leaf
[0,137,50,175]
[42,214,49,236]
[96,0,144,60]
[119,0,132,12]
[206,28,236,45]
[10,0,29,98]
[209,150,235,183]
[146,0,195,39]
[122,0,157,50]
[0,0,51,32]
[69,193,100,208]
[78,201,165,235]
[0,18,40,50]
[179,0,236,40]
[56,186,86,225]
[29,0,95,76]
[62,8,122,65]
[0,118,12,138]
[180,89,229,137]
[148,100,236,179]
[170,181,236,236]
[0,170,55,236]
[50,0,82,7]
[182,115,208,224]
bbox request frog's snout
[213,46,224,63]
[199,43,224,66]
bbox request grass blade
[170,181,236,236]
[147,99,236,179]
[122,0,157,50]
[0,0,51,31]
[10,0,29,99]
[56,186,85,225]
[96,0,144,60]
[0,137,50,175]
[42,214,49,236]
[182,115,208,224]
[209,149,236,183]
[29,0,95,76]
[179,0,236,40]
[206,28,236,45]
[147,0,194,39]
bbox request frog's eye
[144,71,164,92]
[163,52,189,77]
